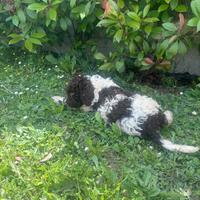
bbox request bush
[0,0,102,52]
[0,0,200,74]
[95,0,200,74]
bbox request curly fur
[52,74,199,154]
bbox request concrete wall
[174,48,200,75]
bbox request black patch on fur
[65,75,94,108]
[107,98,132,123]
[92,86,132,110]
[140,112,166,145]
[79,77,94,106]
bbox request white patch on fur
[164,110,173,125]
[160,139,199,153]
[51,96,65,104]
[116,94,160,136]
[98,94,126,121]
[116,117,142,136]
[86,75,119,106]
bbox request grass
[0,48,200,200]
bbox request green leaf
[158,4,169,12]
[48,8,57,21]
[164,0,171,4]
[91,155,98,167]
[127,20,140,30]
[29,38,42,45]
[143,17,159,23]
[99,63,112,71]
[25,39,33,51]
[118,0,124,9]
[97,19,116,27]
[45,54,58,64]
[191,0,200,17]
[85,1,91,16]
[178,41,187,54]
[127,12,140,22]
[60,18,67,31]
[94,52,105,60]
[197,20,200,32]
[187,17,200,26]
[17,9,26,23]
[129,41,136,54]
[31,32,46,38]
[8,33,21,38]
[166,41,178,59]
[114,29,123,43]
[12,15,19,26]
[27,3,47,13]
[9,37,23,45]
[95,112,102,123]
[144,25,152,35]
[70,0,76,8]
[175,5,187,12]
[170,0,178,10]
[143,40,150,53]
[115,60,125,73]
[187,17,199,27]
[162,22,177,32]
[156,39,169,57]
[143,4,150,18]
[52,0,63,6]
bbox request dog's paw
[51,96,65,105]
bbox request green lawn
[0,49,200,200]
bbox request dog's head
[65,74,94,108]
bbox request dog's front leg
[51,96,65,105]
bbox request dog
[52,74,199,153]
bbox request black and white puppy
[52,74,199,153]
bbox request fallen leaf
[40,152,53,163]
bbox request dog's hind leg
[51,96,65,105]
[164,110,173,125]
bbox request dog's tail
[158,138,199,153]
[150,132,199,153]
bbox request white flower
[14,91,18,95]
[23,116,28,119]
[149,146,153,149]
[18,61,21,64]
[19,92,23,95]
[25,87,29,91]
[58,75,64,79]
[157,152,161,156]
[48,68,51,71]
[35,85,38,88]
[180,92,183,95]
[84,147,89,151]
[55,65,58,68]
[35,91,38,94]
[192,111,197,115]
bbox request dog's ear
[79,77,94,106]
[65,74,84,107]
